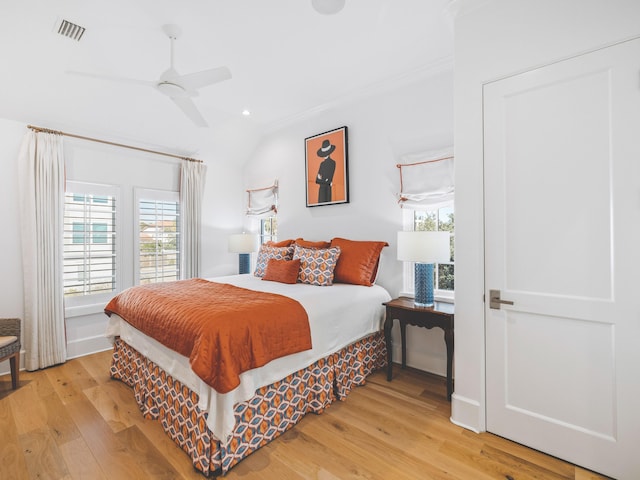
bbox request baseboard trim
[66,335,112,360]
[0,336,112,377]
[450,392,483,433]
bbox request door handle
[489,289,514,310]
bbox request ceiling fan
[68,24,231,127]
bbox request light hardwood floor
[0,350,611,480]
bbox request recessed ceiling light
[311,0,345,15]
[242,109,251,116]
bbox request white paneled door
[484,38,640,479]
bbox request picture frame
[305,126,349,207]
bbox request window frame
[260,216,278,244]
[63,181,121,312]
[134,188,181,285]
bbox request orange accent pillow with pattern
[254,245,295,277]
[293,245,341,286]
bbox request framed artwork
[305,126,349,207]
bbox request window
[92,223,108,243]
[72,222,84,244]
[404,205,455,299]
[260,216,278,244]
[63,149,182,317]
[63,183,117,300]
[138,190,180,284]
[414,206,454,291]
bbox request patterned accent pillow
[254,245,294,277]
[293,245,341,286]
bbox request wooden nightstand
[383,297,454,400]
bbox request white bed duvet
[106,274,391,441]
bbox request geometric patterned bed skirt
[110,331,386,476]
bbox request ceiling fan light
[311,0,345,15]
[157,81,187,97]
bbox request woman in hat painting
[315,139,336,203]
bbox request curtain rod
[27,124,203,164]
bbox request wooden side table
[383,297,454,400]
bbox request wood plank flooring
[0,351,611,479]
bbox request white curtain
[180,160,207,279]
[396,148,454,209]
[18,130,67,371]
[246,180,278,216]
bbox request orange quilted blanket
[104,278,311,393]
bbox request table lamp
[228,233,259,274]
[397,231,450,307]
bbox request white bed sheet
[106,274,391,442]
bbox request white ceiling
[1,0,454,159]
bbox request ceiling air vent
[56,19,86,41]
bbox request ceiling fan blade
[170,96,208,127]
[66,70,155,87]
[171,66,232,91]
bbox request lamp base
[414,263,435,307]
[238,253,251,274]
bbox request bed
[105,270,391,476]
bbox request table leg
[444,326,454,401]
[401,321,407,369]
[384,315,393,381]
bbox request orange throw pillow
[262,258,301,284]
[266,239,294,247]
[294,238,331,249]
[330,238,388,286]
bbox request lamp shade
[397,231,450,264]
[228,233,259,254]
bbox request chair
[0,318,21,389]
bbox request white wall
[63,140,182,358]
[452,0,640,431]
[0,119,27,319]
[243,68,454,376]
[0,119,28,374]
[0,67,454,378]
[63,140,245,358]
[199,120,264,278]
[0,118,244,374]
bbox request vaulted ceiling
[1,0,453,159]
